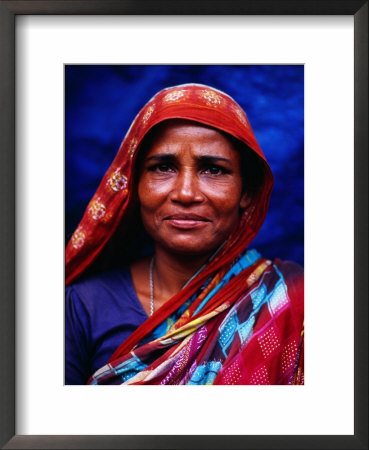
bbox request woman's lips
[165,214,210,230]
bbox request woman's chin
[158,239,220,260]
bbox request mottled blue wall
[66,65,304,265]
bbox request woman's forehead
[152,118,222,136]
[144,119,239,153]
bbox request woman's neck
[130,245,219,316]
[130,247,214,316]
[152,247,211,302]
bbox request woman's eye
[149,163,174,173]
[203,166,226,175]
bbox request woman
[65,83,304,385]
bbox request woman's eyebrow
[145,154,177,163]
[197,155,232,165]
[144,154,232,164]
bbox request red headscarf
[66,83,273,287]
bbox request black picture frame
[0,1,367,449]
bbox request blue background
[65,65,304,266]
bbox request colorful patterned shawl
[65,84,304,385]
[89,249,304,385]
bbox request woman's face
[138,120,249,258]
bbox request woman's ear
[239,192,252,210]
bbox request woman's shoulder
[270,258,304,324]
[272,258,303,274]
[67,266,131,291]
[65,266,139,313]
[270,258,304,288]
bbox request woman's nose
[170,170,204,204]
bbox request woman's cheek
[201,183,242,208]
[139,177,173,201]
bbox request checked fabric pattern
[88,250,304,385]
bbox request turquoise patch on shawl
[218,310,239,355]
[251,283,267,309]
[268,279,289,314]
[193,249,261,316]
[113,353,148,383]
[89,352,148,385]
[188,361,222,385]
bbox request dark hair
[224,133,265,195]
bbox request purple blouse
[65,267,148,385]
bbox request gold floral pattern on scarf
[88,198,106,220]
[127,137,138,158]
[199,89,222,107]
[71,228,86,249]
[163,89,187,103]
[108,170,128,192]
[142,105,155,125]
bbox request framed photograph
[64,64,304,388]
[0,1,367,449]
